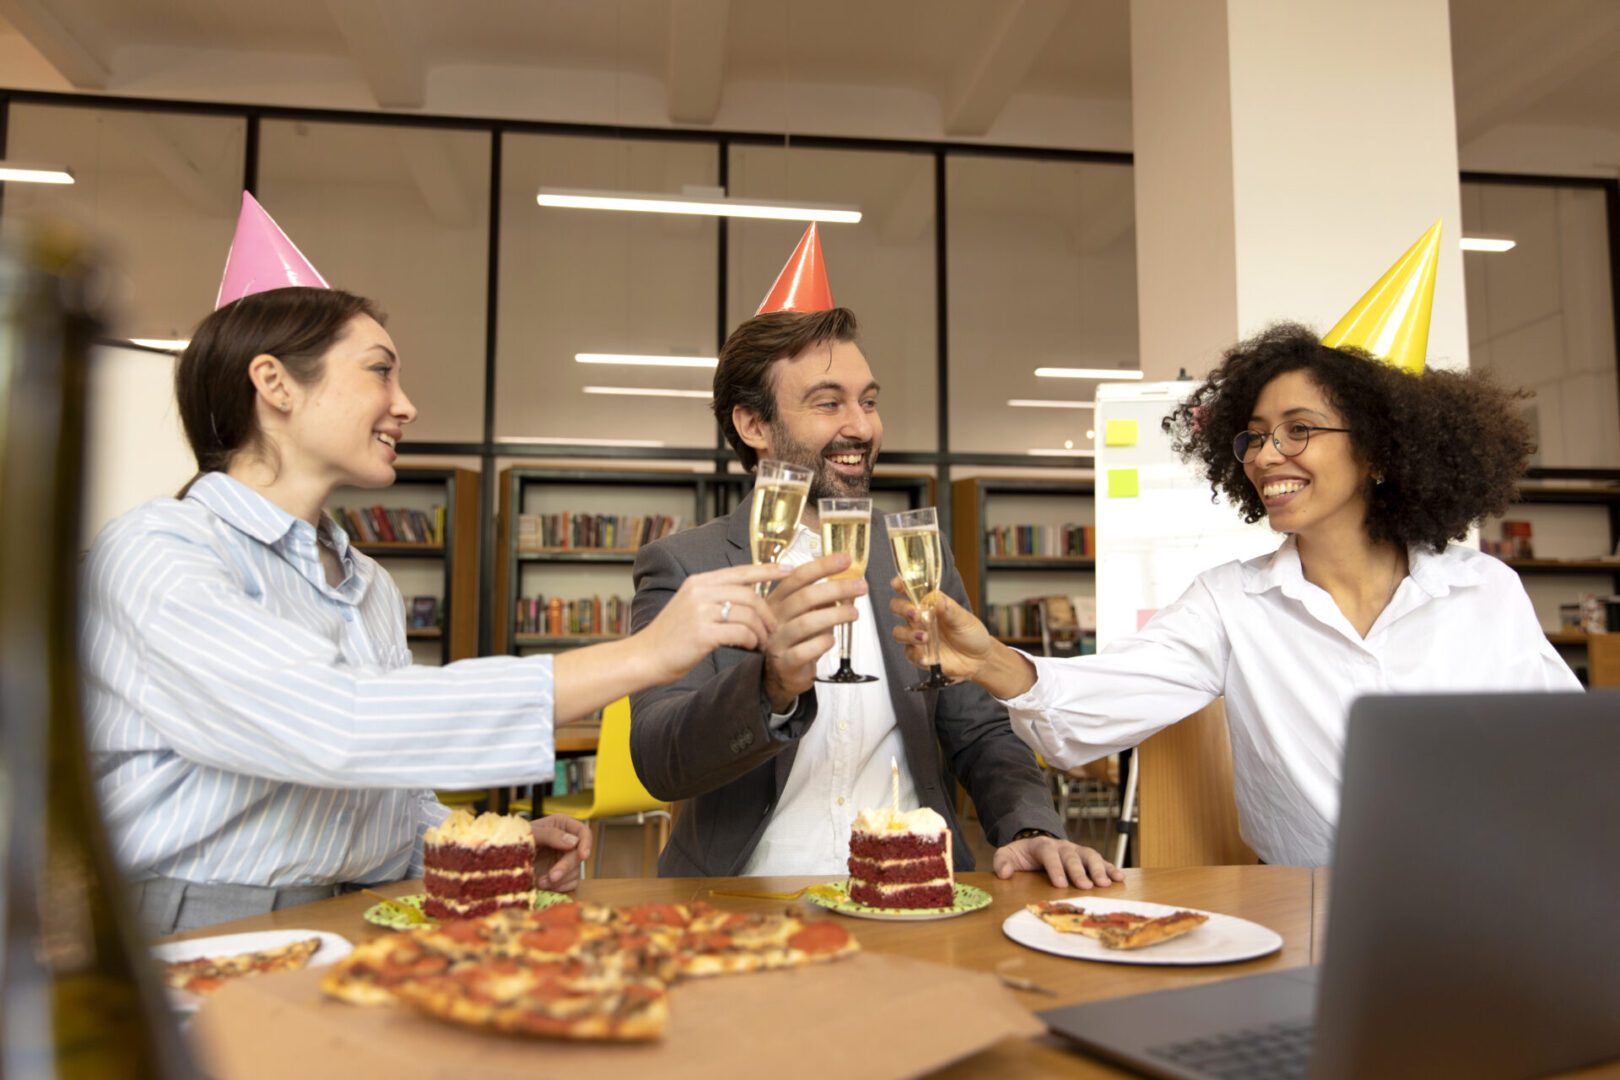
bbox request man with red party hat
[629,224,1122,890]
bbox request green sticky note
[1104,419,1139,447]
[1108,468,1139,498]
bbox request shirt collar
[1242,534,1486,600]
[186,472,366,598]
[186,472,303,546]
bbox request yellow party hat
[1321,219,1442,375]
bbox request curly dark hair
[1162,322,1535,552]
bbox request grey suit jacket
[628,500,1063,876]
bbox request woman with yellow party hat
[888,221,1579,868]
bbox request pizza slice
[163,935,323,996]
[674,910,858,978]
[320,936,455,1007]
[1027,902,1209,950]
[390,955,669,1042]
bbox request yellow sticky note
[1108,468,1139,498]
[1104,419,1138,447]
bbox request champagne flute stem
[923,601,943,669]
[837,600,853,664]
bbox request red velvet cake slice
[847,806,954,909]
[421,809,535,920]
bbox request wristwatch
[1011,828,1058,842]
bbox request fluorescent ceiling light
[0,162,75,184]
[1035,367,1145,380]
[1027,448,1097,457]
[538,188,861,224]
[496,435,667,448]
[1007,398,1095,409]
[576,353,718,368]
[583,386,712,400]
[129,338,189,350]
[1460,236,1516,253]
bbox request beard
[766,420,876,500]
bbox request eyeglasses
[1232,421,1350,463]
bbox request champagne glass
[885,506,959,692]
[816,498,878,684]
[749,459,812,595]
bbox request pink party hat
[755,224,835,315]
[215,191,329,309]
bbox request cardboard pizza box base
[190,951,1044,1079]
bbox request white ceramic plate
[151,929,352,1011]
[1002,897,1282,966]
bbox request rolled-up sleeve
[999,578,1229,770]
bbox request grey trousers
[133,877,347,937]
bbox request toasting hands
[887,579,1040,700]
[762,553,865,711]
[639,562,787,685]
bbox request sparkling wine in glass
[885,506,958,691]
[749,459,812,595]
[816,498,877,684]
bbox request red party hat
[755,223,834,314]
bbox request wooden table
[170,867,1316,1077]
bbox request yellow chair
[534,697,670,878]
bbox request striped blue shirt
[81,472,555,888]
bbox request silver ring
[718,599,732,623]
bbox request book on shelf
[408,596,439,629]
[987,594,1097,647]
[1481,520,1534,559]
[551,754,597,797]
[515,595,631,637]
[517,512,683,552]
[333,505,443,546]
[985,523,1096,558]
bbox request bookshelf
[494,466,933,656]
[1491,477,1620,675]
[328,464,481,664]
[951,477,1096,648]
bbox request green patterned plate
[803,882,991,921]
[363,890,572,930]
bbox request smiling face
[743,338,883,503]
[282,313,417,490]
[1243,369,1371,541]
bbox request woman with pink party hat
[80,193,787,934]
[891,222,1580,868]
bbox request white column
[1130,0,1469,380]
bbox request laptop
[1039,691,1620,1080]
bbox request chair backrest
[1135,698,1257,867]
[1588,633,1620,688]
[588,697,668,818]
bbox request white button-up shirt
[742,525,917,875]
[1003,537,1580,867]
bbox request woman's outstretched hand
[887,579,996,681]
[640,562,788,683]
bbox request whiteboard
[82,343,196,548]
[1093,381,1278,649]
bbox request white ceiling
[3,0,1614,157]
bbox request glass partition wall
[4,93,1616,655]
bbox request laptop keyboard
[1148,1020,1313,1079]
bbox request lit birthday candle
[890,755,899,815]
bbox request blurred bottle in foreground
[0,226,196,1077]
